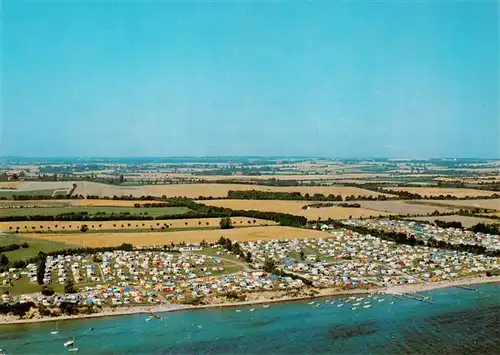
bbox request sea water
[1,283,499,354]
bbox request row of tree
[433,220,463,229]
[133,203,169,208]
[226,190,345,201]
[262,259,313,286]
[217,237,252,262]
[301,202,361,209]
[0,242,29,253]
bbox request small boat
[145,316,154,322]
[51,323,59,335]
[364,301,370,305]
[64,339,74,347]
[236,310,241,313]
[363,305,372,309]
[390,301,394,305]
[249,308,255,312]
[351,307,358,310]
[262,305,269,308]
[308,301,315,305]
[378,299,385,302]
[69,336,78,352]
[353,302,361,306]
[356,298,364,301]
[0,349,7,355]
[337,304,344,308]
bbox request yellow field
[483,211,500,217]
[142,184,392,199]
[0,217,276,233]
[24,226,334,247]
[200,199,390,220]
[0,182,22,189]
[386,187,498,198]
[357,201,458,215]
[411,199,500,211]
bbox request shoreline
[1,276,499,326]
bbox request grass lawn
[0,235,76,261]
[0,206,191,217]
[193,264,242,276]
[197,247,243,263]
[0,276,97,295]
[0,276,44,295]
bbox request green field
[0,235,75,261]
[0,206,191,217]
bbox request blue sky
[2,1,498,158]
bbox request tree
[245,251,253,263]
[232,242,242,255]
[80,224,89,232]
[300,250,305,260]
[263,259,276,273]
[0,254,9,266]
[219,217,233,229]
[36,253,46,285]
[64,279,77,294]
[41,286,55,296]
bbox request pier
[399,293,434,304]
[454,285,477,292]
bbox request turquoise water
[1,283,499,354]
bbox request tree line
[133,203,169,208]
[302,202,361,209]
[262,258,313,286]
[226,189,345,201]
[217,237,252,262]
[0,242,29,253]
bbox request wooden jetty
[454,285,477,291]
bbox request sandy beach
[1,275,498,326]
